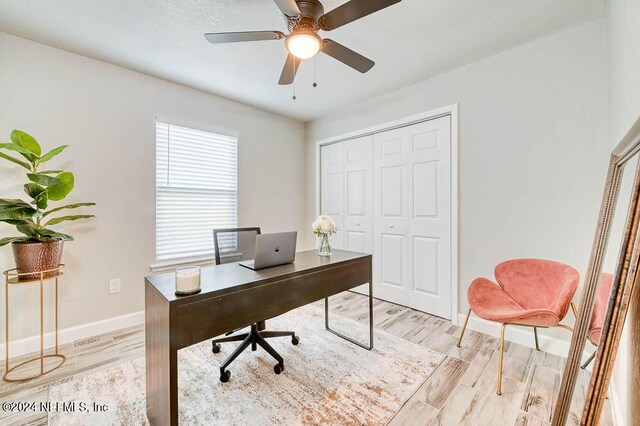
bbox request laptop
[239,231,297,270]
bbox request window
[155,120,237,263]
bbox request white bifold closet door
[373,116,451,319]
[320,136,373,294]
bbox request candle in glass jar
[175,266,201,295]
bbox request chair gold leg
[533,327,540,351]
[497,323,508,395]
[457,309,472,348]
[581,351,596,370]
[570,302,579,319]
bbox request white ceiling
[0,0,605,121]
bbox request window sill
[149,255,217,273]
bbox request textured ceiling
[0,0,605,121]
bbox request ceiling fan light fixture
[286,31,322,59]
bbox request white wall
[0,32,306,342]
[606,1,640,423]
[305,19,609,344]
[607,0,640,145]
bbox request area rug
[48,305,445,425]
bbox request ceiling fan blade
[322,39,374,73]
[273,0,301,17]
[278,53,302,85]
[319,0,401,31]
[204,31,284,44]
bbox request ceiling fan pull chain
[313,56,318,88]
[292,57,297,100]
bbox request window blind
[156,121,238,262]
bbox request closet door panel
[323,174,343,216]
[374,127,410,305]
[344,136,373,250]
[412,161,438,218]
[380,233,404,287]
[407,118,451,318]
[344,136,373,294]
[373,116,452,319]
[320,143,344,249]
[346,172,365,215]
[413,236,439,295]
[380,166,404,216]
[345,231,367,253]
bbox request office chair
[211,227,299,383]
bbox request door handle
[389,224,394,229]
[356,222,360,226]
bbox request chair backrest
[213,227,261,265]
[494,258,580,318]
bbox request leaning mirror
[564,148,638,424]
[553,116,640,425]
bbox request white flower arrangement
[312,215,337,237]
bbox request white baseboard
[0,310,145,361]
[608,377,624,426]
[458,313,571,358]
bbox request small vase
[318,234,331,257]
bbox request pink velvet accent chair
[457,259,580,395]
[581,273,613,369]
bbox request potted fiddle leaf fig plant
[0,130,95,279]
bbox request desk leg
[324,280,374,350]
[146,284,178,426]
[169,349,179,426]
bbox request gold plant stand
[3,265,66,382]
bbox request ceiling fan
[204,0,402,85]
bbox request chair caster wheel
[212,343,221,354]
[220,370,231,383]
[274,363,284,374]
[291,336,299,345]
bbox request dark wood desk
[145,249,373,425]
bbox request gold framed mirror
[553,116,640,425]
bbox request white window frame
[151,117,238,271]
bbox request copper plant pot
[12,240,64,280]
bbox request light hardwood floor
[0,292,612,425]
